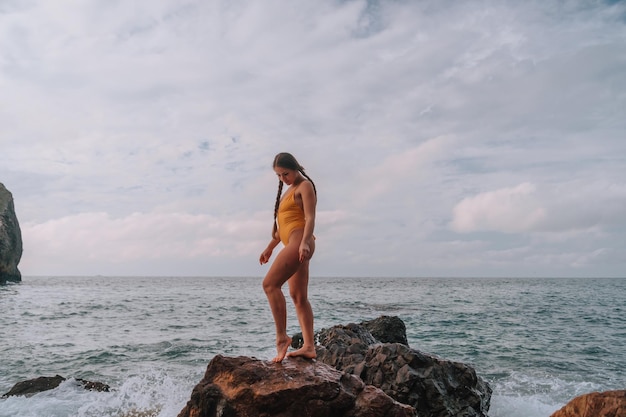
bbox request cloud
[450,183,545,233]
[19,210,270,275]
[450,180,626,235]
[2,0,625,277]
[357,135,454,204]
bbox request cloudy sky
[1,0,625,278]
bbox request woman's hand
[299,242,311,263]
[259,247,273,265]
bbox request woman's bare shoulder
[296,180,315,196]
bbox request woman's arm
[260,236,280,264]
[298,181,316,261]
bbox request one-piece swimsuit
[277,186,306,245]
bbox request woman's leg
[287,237,316,359]
[286,263,316,359]
[262,240,301,362]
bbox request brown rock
[550,390,625,417]
[177,354,416,417]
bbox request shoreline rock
[177,354,416,417]
[179,316,492,417]
[549,389,625,417]
[294,316,491,417]
[0,183,23,284]
[2,375,110,398]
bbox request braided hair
[272,152,317,239]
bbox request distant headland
[0,183,22,285]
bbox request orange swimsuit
[277,187,306,245]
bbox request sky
[1,0,625,278]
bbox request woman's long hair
[272,152,317,239]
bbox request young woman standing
[259,152,317,362]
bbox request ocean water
[0,276,624,417]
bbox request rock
[549,390,625,417]
[2,375,66,397]
[294,317,491,417]
[0,183,23,284]
[177,354,416,417]
[75,378,111,393]
[2,375,110,397]
[362,316,409,345]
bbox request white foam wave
[487,370,607,417]
[0,371,195,417]
[490,393,560,417]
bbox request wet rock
[0,183,23,284]
[294,316,491,417]
[76,378,111,393]
[2,375,110,397]
[2,375,66,397]
[550,389,625,417]
[177,354,416,417]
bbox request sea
[0,276,624,417]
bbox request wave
[0,370,195,417]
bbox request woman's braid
[272,180,284,239]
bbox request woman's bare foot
[286,345,317,360]
[272,336,292,363]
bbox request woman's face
[274,166,299,185]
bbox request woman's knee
[263,277,279,294]
[289,288,309,306]
[262,273,282,294]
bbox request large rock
[0,183,23,284]
[549,390,625,417]
[295,316,491,417]
[177,355,416,417]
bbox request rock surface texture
[549,390,625,417]
[179,316,492,417]
[0,183,23,284]
[177,354,416,417]
[310,317,492,417]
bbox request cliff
[0,183,23,284]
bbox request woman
[259,152,317,363]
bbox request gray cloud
[1,0,624,277]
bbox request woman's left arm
[299,181,316,261]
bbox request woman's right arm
[260,237,280,264]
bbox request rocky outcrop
[0,183,23,284]
[2,375,110,397]
[180,316,491,417]
[177,354,415,417]
[294,316,492,417]
[550,390,625,417]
